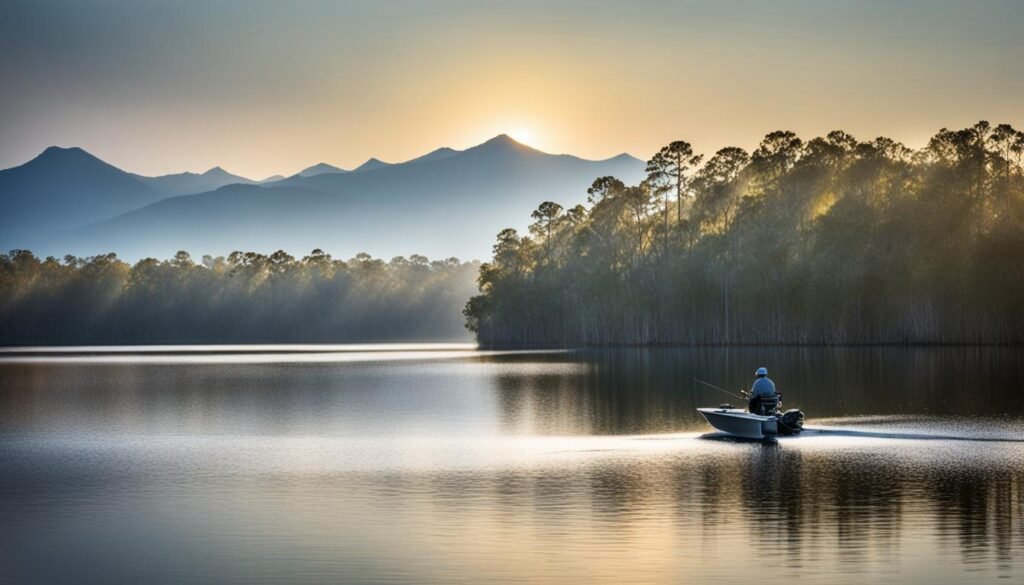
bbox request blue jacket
[750,376,777,398]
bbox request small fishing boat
[693,378,805,439]
[697,404,804,439]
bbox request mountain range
[0,136,644,261]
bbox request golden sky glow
[1,0,1022,177]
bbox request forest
[465,121,1024,346]
[0,249,478,344]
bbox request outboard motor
[777,409,804,435]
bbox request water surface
[1,345,1022,584]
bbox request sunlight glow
[509,127,534,147]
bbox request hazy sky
[2,0,1022,178]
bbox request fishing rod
[693,377,747,401]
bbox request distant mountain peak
[34,145,98,164]
[42,145,85,155]
[466,133,540,156]
[16,145,133,177]
[298,162,346,177]
[406,147,460,164]
[1,144,167,239]
[484,133,532,148]
[604,152,643,164]
[354,157,392,172]
[485,133,518,145]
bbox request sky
[1,0,1022,178]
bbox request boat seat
[752,395,779,415]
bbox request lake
[1,345,1022,584]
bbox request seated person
[747,367,777,414]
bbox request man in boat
[747,367,778,414]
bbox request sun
[509,127,534,146]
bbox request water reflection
[492,347,1024,434]
[0,346,1022,584]
[2,346,1022,437]
[4,433,1020,584]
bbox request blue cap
[755,367,768,376]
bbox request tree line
[0,249,478,344]
[465,121,1024,346]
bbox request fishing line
[693,377,746,401]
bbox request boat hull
[697,408,778,439]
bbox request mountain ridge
[3,136,645,260]
[133,166,257,195]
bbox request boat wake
[691,424,1024,444]
[801,427,1024,443]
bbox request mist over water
[1,346,1022,584]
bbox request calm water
[1,345,1022,585]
